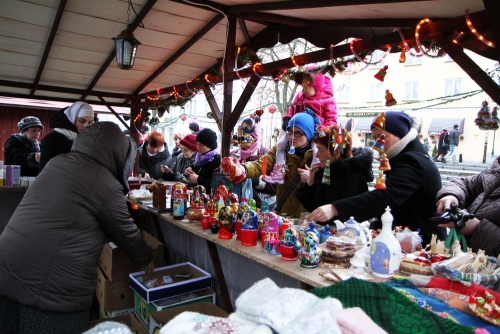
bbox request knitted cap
[287,110,319,140]
[196,128,218,150]
[380,112,413,139]
[18,116,44,132]
[189,123,200,132]
[179,133,197,151]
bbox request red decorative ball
[268,105,277,114]
[180,115,187,121]
[255,109,264,117]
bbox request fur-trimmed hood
[324,147,374,182]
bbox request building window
[336,85,350,103]
[364,133,375,147]
[405,54,422,66]
[369,50,385,68]
[368,84,383,102]
[404,81,419,100]
[444,79,462,97]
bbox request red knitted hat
[179,133,197,151]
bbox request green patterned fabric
[309,278,474,334]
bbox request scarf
[240,140,260,162]
[385,128,418,160]
[54,128,78,141]
[195,148,220,166]
[14,133,40,152]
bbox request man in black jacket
[310,112,446,246]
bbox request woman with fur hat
[310,111,446,246]
[295,125,374,225]
[139,131,171,179]
[185,128,221,191]
[226,111,319,218]
[231,117,276,208]
[4,116,44,176]
[282,70,337,130]
[161,133,197,184]
[39,101,94,172]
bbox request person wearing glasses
[184,128,221,191]
[309,112,445,246]
[39,101,94,172]
[161,133,197,184]
[139,131,171,179]
[226,111,319,218]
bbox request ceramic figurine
[372,134,385,153]
[217,206,234,240]
[374,65,388,82]
[268,234,280,255]
[333,216,371,248]
[248,198,257,212]
[205,196,217,217]
[215,182,229,204]
[240,209,259,246]
[279,218,293,240]
[371,112,385,130]
[236,203,250,241]
[279,228,302,261]
[305,221,320,241]
[370,206,401,277]
[297,232,322,268]
[221,156,246,184]
[320,224,333,243]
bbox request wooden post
[221,14,237,158]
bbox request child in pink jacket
[282,72,338,130]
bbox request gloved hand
[282,117,291,131]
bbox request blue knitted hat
[382,112,413,139]
[286,108,320,140]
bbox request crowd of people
[1,70,499,332]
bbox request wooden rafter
[80,0,157,101]
[226,0,433,13]
[238,18,251,44]
[29,0,67,98]
[202,84,222,131]
[97,96,131,130]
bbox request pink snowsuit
[284,73,337,127]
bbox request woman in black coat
[39,102,94,172]
[296,125,374,225]
[185,128,221,191]
[139,131,171,179]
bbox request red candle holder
[278,244,298,261]
[201,214,211,231]
[240,229,258,246]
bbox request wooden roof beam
[29,0,67,98]
[226,0,434,13]
[238,18,251,44]
[80,0,157,101]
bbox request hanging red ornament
[374,65,388,82]
[378,153,391,171]
[385,90,397,107]
[399,47,407,63]
[180,115,187,122]
[268,105,277,114]
[372,112,386,130]
[372,134,386,153]
[374,172,386,190]
[255,109,264,117]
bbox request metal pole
[493,130,496,157]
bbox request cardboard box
[99,231,164,282]
[129,262,212,303]
[149,303,228,334]
[99,305,135,319]
[96,266,135,312]
[134,288,215,328]
[90,313,148,334]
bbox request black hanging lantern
[113,26,141,70]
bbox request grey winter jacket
[0,122,153,313]
[436,156,500,257]
[448,129,459,146]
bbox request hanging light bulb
[399,46,406,63]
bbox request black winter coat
[0,122,152,313]
[437,156,500,257]
[3,134,40,176]
[296,147,374,225]
[332,138,446,246]
[39,108,78,172]
[190,153,221,191]
[139,140,171,179]
[162,151,196,184]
